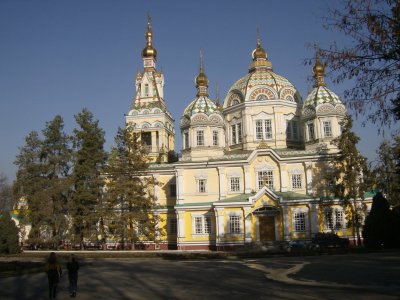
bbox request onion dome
[183,96,220,117]
[224,32,302,105]
[182,51,221,118]
[249,29,272,71]
[304,52,343,108]
[195,50,209,96]
[141,14,157,59]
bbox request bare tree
[318,0,400,126]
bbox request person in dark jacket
[67,254,80,297]
[45,252,62,300]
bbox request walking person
[45,252,62,300]
[67,254,80,297]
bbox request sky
[0,0,397,182]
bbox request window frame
[196,130,205,146]
[212,130,219,146]
[291,174,302,190]
[229,177,240,192]
[293,212,306,232]
[197,179,206,193]
[323,120,333,137]
[229,215,241,234]
[257,170,274,190]
[255,119,273,140]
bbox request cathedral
[124,17,373,250]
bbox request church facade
[125,18,372,250]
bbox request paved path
[0,252,399,299]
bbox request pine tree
[40,116,72,248]
[70,108,107,248]
[0,173,12,215]
[13,131,46,245]
[363,192,392,249]
[105,126,161,249]
[327,115,371,246]
[0,213,21,254]
[374,138,400,206]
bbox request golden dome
[252,29,267,60]
[141,14,157,59]
[312,51,325,86]
[195,49,209,88]
[252,42,267,60]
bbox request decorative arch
[316,103,335,115]
[128,110,139,116]
[250,88,276,101]
[141,122,151,129]
[153,121,164,128]
[141,109,150,115]
[152,108,162,114]
[280,88,296,102]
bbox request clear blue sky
[0,0,396,181]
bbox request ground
[0,251,398,299]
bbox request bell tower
[125,14,175,163]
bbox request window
[325,209,344,230]
[307,123,315,141]
[169,184,176,197]
[184,132,189,149]
[137,220,146,236]
[257,171,274,190]
[255,120,273,140]
[193,216,212,234]
[291,174,302,189]
[231,99,240,106]
[294,212,306,232]
[212,130,219,146]
[194,217,203,234]
[197,179,206,193]
[196,130,204,146]
[323,121,333,137]
[229,215,241,234]
[231,123,242,144]
[168,218,177,235]
[256,94,268,101]
[286,120,298,140]
[144,83,149,96]
[230,177,240,192]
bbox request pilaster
[243,165,251,194]
[218,167,226,200]
[280,163,288,192]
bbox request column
[309,203,319,236]
[151,131,157,152]
[153,174,160,204]
[282,206,290,241]
[176,169,184,205]
[243,208,252,243]
[218,167,226,200]
[243,165,251,194]
[214,208,225,248]
[304,161,313,195]
[176,211,185,248]
[280,163,288,192]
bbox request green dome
[304,85,342,108]
[183,96,220,117]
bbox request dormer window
[256,94,268,101]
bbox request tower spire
[142,13,157,61]
[313,49,326,87]
[195,49,209,96]
[215,83,221,108]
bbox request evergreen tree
[13,131,46,245]
[363,192,392,249]
[0,173,12,214]
[40,116,72,248]
[105,126,160,249]
[0,213,21,254]
[327,115,371,246]
[374,137,400,206]
[70,108,107,248]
